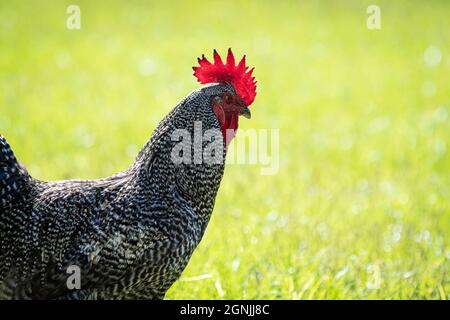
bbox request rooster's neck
[131,97,227,227]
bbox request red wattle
[212,105,239,147]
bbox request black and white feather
[0,83,234,299]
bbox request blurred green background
[1,0,449,299]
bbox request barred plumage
[0,83,236,299]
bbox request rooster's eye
[224,94,232,103]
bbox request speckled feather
[0,83,235,299]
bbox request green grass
[1,0,449,299]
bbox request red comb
[193,48,257,106]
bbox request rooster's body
[0,49,256,299]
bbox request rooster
[0,49,256,299]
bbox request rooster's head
[193,49,257,145]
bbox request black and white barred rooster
[0,49,256,299]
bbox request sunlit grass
[1,0,449,299]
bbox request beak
[239,106,251,119]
